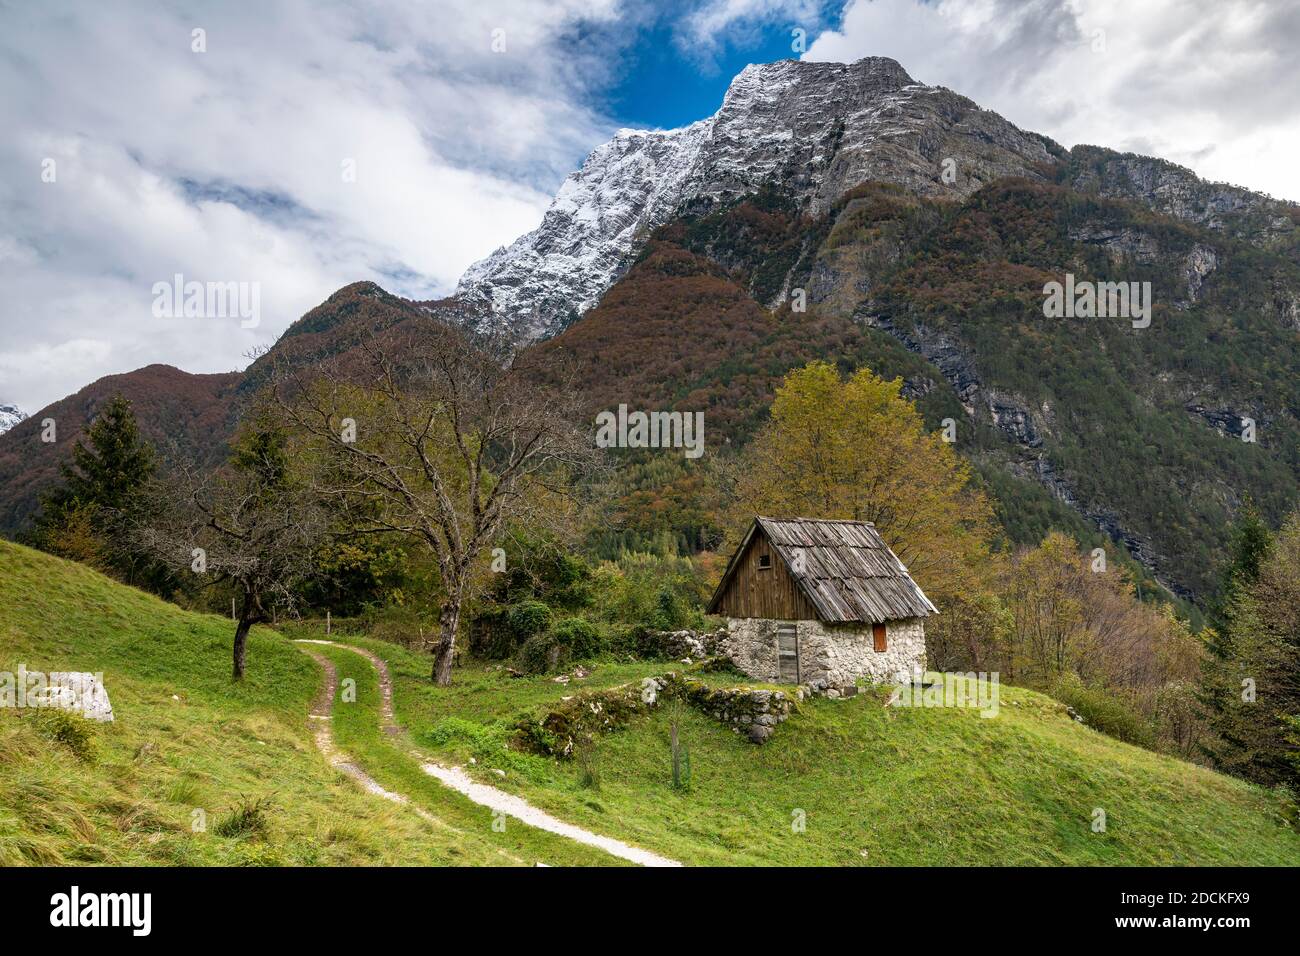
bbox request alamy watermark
[0,666,114,721]
[887,669,1000,718]
[50,886,151,936]
[152,273,260,328]
[595,404,705,459]
[1043,273,1151,329]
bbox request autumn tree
[273,318,599,685]
[999,531,1203,755]
[731,360,998,599]
[1000,532,1197,686]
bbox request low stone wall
[647,628,729,660]
[721,616,926,688]
[653,673,793,744]
[514,671,795,756]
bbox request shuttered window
[872,622,887,652]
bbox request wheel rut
[295,638,682,867]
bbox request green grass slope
[327,635,1300,867]
[4,538,1296,868]
[0,541,614,866]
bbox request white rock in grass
[31,673,115,722]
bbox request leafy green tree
[300,540,407,618]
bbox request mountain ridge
[457,56,1061,339]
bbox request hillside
[1,541,1296,866]
[530,175,1300,597]
[0,541,618,866]
[810,177,1300,599]
[0,283,476,538]
[0,366,241,533]
[321,634,1300,867]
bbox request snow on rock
[457,119,715,339]
[0,404,26,435]
[457,56,1058,340]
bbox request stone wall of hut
[722,616,926,688]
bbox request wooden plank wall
[714,528,819,620]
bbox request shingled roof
[708,516,938,624]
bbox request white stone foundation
[721,617,925,687]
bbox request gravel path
[296,638,683,868]
[296,642,444,822]
[418,762,681,867]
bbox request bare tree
[131,420,327,679]
[272,318,600,685]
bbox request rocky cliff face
[458,56,1060,340]
[1063,146,1299,244]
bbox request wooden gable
[707,525,820,621]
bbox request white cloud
[0,0,623,411]
[3,0,1295,414]
[681,0,824,43]
[805,0,1300,202]
[675,0,826,61]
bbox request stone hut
[707,517,937,687]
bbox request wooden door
[872,622,887,653]
[777,625,799,682]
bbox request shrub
[1050,674,1156,749]
[549,617,606,660]
[508,600,553,638]
[29,710,96,762]
[468,599,554,660]
[213,795,275,839]
[516,632,569,675]
[593,553,710,635]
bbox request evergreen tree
[62,395,156,511]
[1207,502,1273,635]
[32,395,170,590]
[1197,505,1300,785]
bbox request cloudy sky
[2,0,1297,412]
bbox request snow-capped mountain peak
[456,56,1057,340]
